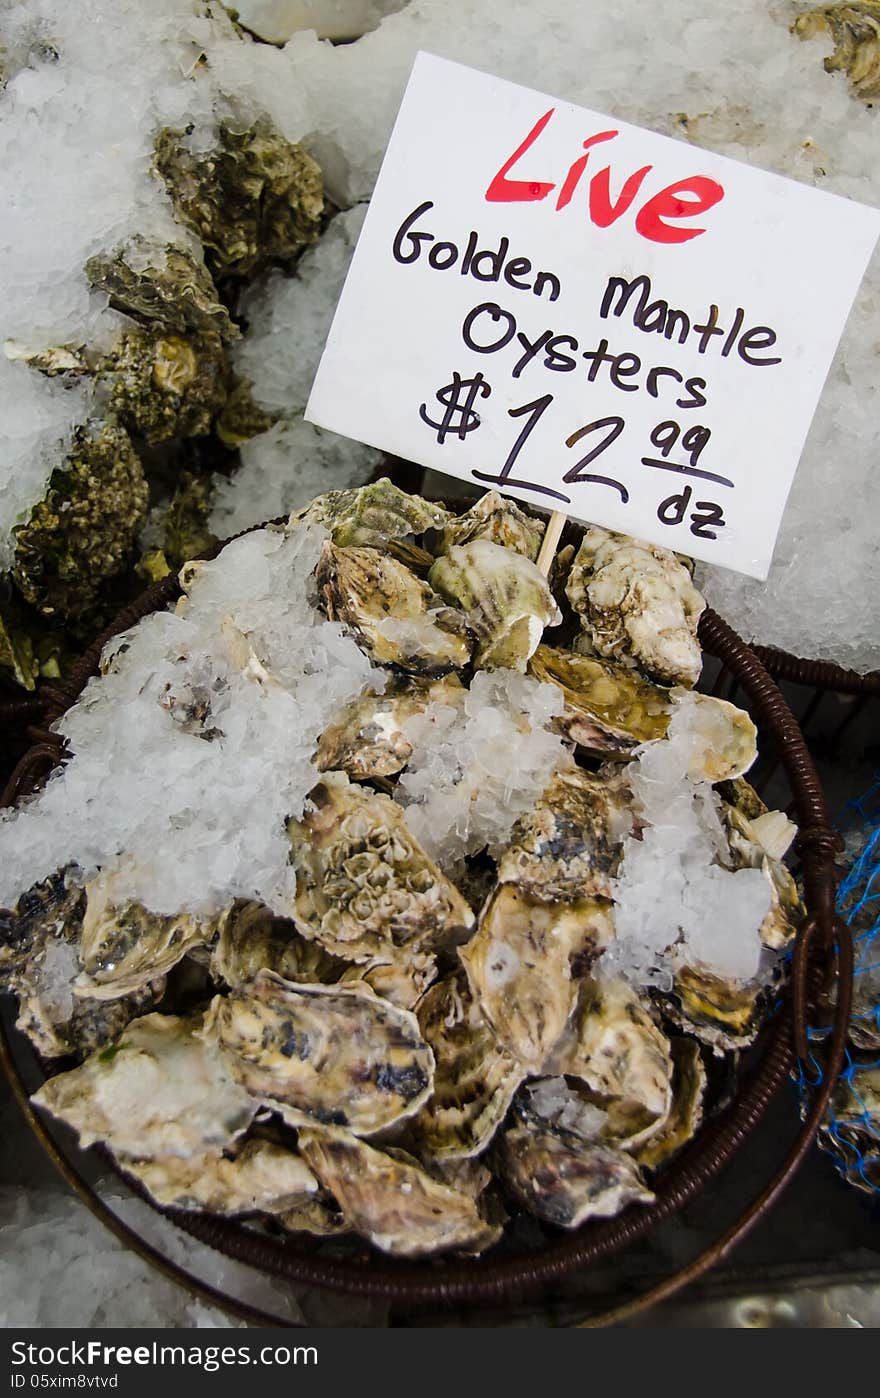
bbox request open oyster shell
[204,971,434,1136]
[460,884,615,1070]
[32,1012,258,1159]
[315,675,464,781]
[287,771,474,963]
[289,478,454,547]
[496,1122,654,1228]
[298,1126,502,1257]
[316,542,471,674]
[121,1138,319,1217]
[429,539,561,671]
[412,971,525,1160]
[434,491,544,561]
[565,526,704,687]
[529,643,671,756]
[665,962,769,1054]
[497,764,636,901]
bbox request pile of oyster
[0,483,803,1259]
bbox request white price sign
[306,52,880,578]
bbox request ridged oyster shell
[204,971,434,1135]
[287,770,473,963]
[429,539,561,671]
[289,478,454,547]
[411,971,525,1160]
[496,1121,654,1228]
[435,491,544,560]
[497,764,636,901]
[32,1012,258,1159]
[529,643,671,755]
[634,1038,706,1171]
[315,675,464,781]
[316,542,471,674]
[121,1138,318,1216]
[565,526,704,687]
[298,1126,502,1257]
[460,884,615,1069]
[209,900,345,988]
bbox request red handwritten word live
[486,109,725,244]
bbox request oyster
[794,3,880,99]
[121,1139,318,1216]
[0,871,159,1059]
[216,377,279,447]
[147,470,219,574]
[85,237,238,340]
[315,542,472,674]
[315,675,464,781]
[529,644,671,755]
[287,771,474,962]
[290,478,454,547]
[204,971,434,1135]
[101,328,230,445]
[337,951,437,1010]
[3,341,89,377]
[460,884,615,1069]
[32,1012,258,1159]
[428,539,561,671]
[722,804,803,950]
[515,1076,609,1144]
[297,1127,502,1257]
[545,977,673,1148]
[666,962,768,1054]
[497,764,637,901]
[12,425,148,623]
[75,872,221,1000]
[565,526,704,687]
[634,1038,706,1171]
[210,901,345,988]
[435,491,544,561]
[670,689,758,783]
[496,1121,654,1227]
[412,971,525,1160]
[153,119,324,280]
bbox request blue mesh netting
[796,780,880,1193]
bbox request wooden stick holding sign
[535,510,567,576]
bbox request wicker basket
[0,517,853,1326]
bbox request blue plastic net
[796,780,880,1193]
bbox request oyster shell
[289,478,454,547]
[297,1127,502,1257]
[337,950,437,1010]
[794,3,880,100]
[32,1012,258,1159]
[722,805,803,950]
[428,539,561,671]
[435,491,544,561]
[287,771,474,962]
[666,962,768,1054]
[412,971,525,1160]
[496,1122,654,1227]
[497,764,636,901]
[210,900,345,988]
[204,971,434,1136]
[670,689,758,783]
[528,644,671,755]
[634,1038,706,1171]
[76,872,221,1000]
[544,977,673,1148]
[121,1139,318,1216]
[315,542,471,674]
[565,526,704,687]
[101,328,230,446]
[84,237,238,341]
[460,885,615,1069]
[0,872,158,1060]
[315,675,464,781]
